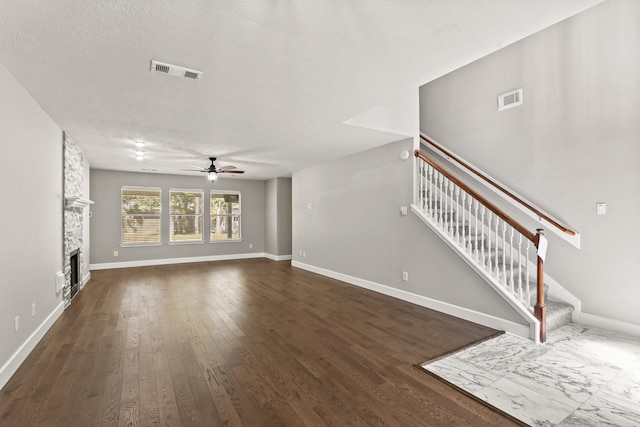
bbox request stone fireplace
[63,133,90,308]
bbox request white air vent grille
[150,60,202,80]
[497,88,523,111]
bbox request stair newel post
[534,228,547,343]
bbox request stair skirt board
[410,204,579,341]
[411,205,541,339]
[292,260,532,340]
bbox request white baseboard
[292,261,530,339]
[579,312,640,338]
[90,252,265,270]
[0,301,64,390]
[264,253,293,261]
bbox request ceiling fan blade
[219,170,245,174]
[180,168,207,172]
[218,165,237,171]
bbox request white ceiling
[0,0,604,180]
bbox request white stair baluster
[516,234,522,303]
[509,226,515,293]
[443,178,449,233]
[419,162,424,211]
[480,205,486,266]
[473,200,479,258]
[494,216,500,278]
[436,172,443,226]
[465,194,472,255]
[526,241,532,308]
[455,186,461,242]
[487,211,493,272]
[425,165,433,216]
[501,220,507,288]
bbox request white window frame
[209,190,241,243]
[120,186,162,247]
[169,188,205,244]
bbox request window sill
[209,239,242,244]
[120,242,163,248]
[168,240,205,245]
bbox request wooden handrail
[420,134,576,236]
[415,150,536,243]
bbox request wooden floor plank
[0,259,519,426]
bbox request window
[210,191,241,241]
[170,189,204,243]
[121,187,161,245]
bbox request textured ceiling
[0,0,604,180]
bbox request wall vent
[150,60,202,80]
[497,88,523,111]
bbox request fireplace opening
[70,249,79,299]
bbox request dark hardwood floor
[0,259,518,426]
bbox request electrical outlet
[596,203,606,215]
[302,251,307,257]
[15,316,20,332]
[249,243,253,249]
[113,250,119,257]
[402,271,409,281]
[32,303,36,317]
[400,206,408,216]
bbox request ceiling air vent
[497,88,523,111]
[150,60,202,80]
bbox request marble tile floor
[421,323,640,426]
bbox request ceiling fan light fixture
[134,141,145,148]
[208,171,218,182]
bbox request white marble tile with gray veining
[558,392,640,426]
[422,355,500,393]
[454,332,549,374]
[422,323,640,426]
[600,372,640,407]
[506,347,619,404]
[474,377,575,426]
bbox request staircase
[413,143,575,343]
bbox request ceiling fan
[182,157,245,182]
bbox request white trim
[90,252,265,270]
[411,204,539,342]
[264,253,293,261]
[578,312,640,338]
[291,260,530,339]
[0,302,64,389]
[420,134,581,249]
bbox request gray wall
[264,177,293,257]
[292,139,524,324]
[90,170,265,265]
[0,63,64,370]
[265,178,278,255]
[276,178,292,256]
[82,155,90,279]
[420,0,640,325]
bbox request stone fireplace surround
[63,133,88,308]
